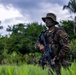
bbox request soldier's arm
[57,30,70,59]
[35,31,46,52]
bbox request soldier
[35,13,71,75]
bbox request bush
[70,39,76,61]
[23,52,41,64]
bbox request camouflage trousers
[48,58,71,75]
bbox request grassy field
[0,62,76,75]
[61,61,76,75]
[0,64,48,75]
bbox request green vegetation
[0,64,48,75]
[61,61,76,75]
[0,2,76,73]
[0,61,76,75]
[0,21,76,64]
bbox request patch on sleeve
[59,31,69,43]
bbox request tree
[60,20,75,39]
[6,23,25,33]
[19,22,46,54]
[6,23,46,54]
[63,0,76,35]
[6,23,26,54]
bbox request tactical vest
[43,27,62,43]
[42,27,63,57]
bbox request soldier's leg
[47,63,54,75]
[61,58,71,69]
[55,62,61,75]
[47,63,51,75]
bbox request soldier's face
[45,18,54,27]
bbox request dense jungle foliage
[0,20,76,64]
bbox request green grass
[0,62,76,75]
[61,61,76,75]
[0,64,48,75]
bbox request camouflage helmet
[42,13,58,24]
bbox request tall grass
[61,61,76,75]
[0,64,48,75]
[0,62,76,75]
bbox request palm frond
[63,0,76,13]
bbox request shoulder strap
[53,27,63,39]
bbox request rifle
[39,31,55,70]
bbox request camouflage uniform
[35,27,71,75]
[35,13,71,75]
[51,27,70,75]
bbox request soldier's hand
[40,44,44,50]
[52,57,56,62]
[38,44,45,52]
[52,55,58,61]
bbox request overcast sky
[0,0,75,35]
